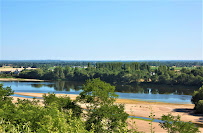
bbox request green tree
[196,100,203,113]
[77,78,129,132]
[54,66,65,79]
[191,85,203,113]
[64,66,71,78]
[0,83,14,107]
[43,93,82,117]
[151,74,158,83]
[29,69,44,79]
[159,114,199,133]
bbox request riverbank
[14,92,187,105]
[0,78,45,82]
[11,96,168,132]
[13,92,203,132]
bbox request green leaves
[196,100,203,113]
[0,83,14,98]
[0,83,14,109]
[78,78,118,106]
[159,114,199,133]
[43,93,82,117]
[191,85,203,113]
[77,78,129,132]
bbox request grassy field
[49,66,84,70]
[150,66,196,71]
[48,66,56,70]
[0,67,37,72]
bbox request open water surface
[0,81,199,104]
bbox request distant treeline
[0,60,202,68]
[14,62,203,86]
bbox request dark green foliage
[151,74,158,83]
[0,82,201,132]
[77,78,129,132]
[19,69,44,79]
[159,114,199,133]
[0,84,90,132]
[0,83,14,107]
[2,61,203,86]
[0,83,14,98]
[0,80,129,132]
[43,93,82,117]
[191,86,203,105]
[85,104,128,132]
[78,78,118,106]
[196,100,203,113]
[191,85,203,113]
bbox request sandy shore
[0,78,45,82]
[13,92,203,133]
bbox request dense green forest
[15,62,203,86]
[0,79,200,132]
[0,60,202,68]
[1,61,202,86]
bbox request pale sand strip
[14,92,78,100]
[0,78,45,82]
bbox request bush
[77,78,129,132]
[0,96,90,132]
[191,85,203,112]
[196,100,203,114]
[43,93,82,117]
[159,114,199,133]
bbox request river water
[0,81,199,104]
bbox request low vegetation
[191,85,203,113]
[0,79,200,132]
[1,61,202,86]
[2,62,200,87]
[160,114,199,133]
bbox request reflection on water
[27,82,198,95]
[0,81,199,104]
[42,81,83,91]
[116,83,198,95]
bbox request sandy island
[0,78,45,82]
[13,92,203,133]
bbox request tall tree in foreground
[191,85,203,113]
[77,78,129,132]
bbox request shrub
[0,83,14,107]
[191,85,203,112]
[77,78,129,132]
[196,100,203,114]
[43,93,82,117]
[159,114,199,133]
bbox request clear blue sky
[1,0,202,60]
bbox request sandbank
[0,78,45,82]
[12,92,203,132]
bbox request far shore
[13,92,203,129]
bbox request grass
[131,117,152,122]
[150,66,158,70]
[150,66,196,71]
[48,66,56,70]
[115,98,187,105]
[173,67,195,70]
[0,76,15,78]
[0,67,37,72]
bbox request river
[0,81,199,104]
